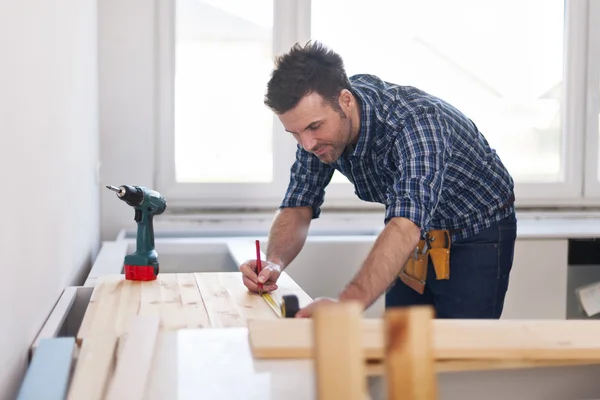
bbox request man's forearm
[338,217,421,309]
[266,207,312,269]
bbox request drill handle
[135,208,156,257]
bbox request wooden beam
[364,358,599,375]
[313,301,367,400]
[248,318,600,366]
[385,306,436,400]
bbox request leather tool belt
[399,229,451,294]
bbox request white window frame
[585,0,600,198]
[156,0,600,210]
[156,0,298,209]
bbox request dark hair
[264,41,352,114]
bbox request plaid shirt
[280,74,515,240]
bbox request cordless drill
[106,185,167,281]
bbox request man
[239,41,517,319]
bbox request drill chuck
[106,185,144,207]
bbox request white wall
[0,1,100,399]
[99,0,156,241]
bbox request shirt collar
[347,86,375,159]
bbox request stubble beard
[318,110,354,164]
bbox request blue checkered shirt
[280,74,515,240]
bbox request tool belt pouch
[399,230,451,294]
[428,230,451,280]
[399,247,428,294]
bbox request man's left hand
[295,297,339,318]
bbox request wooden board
[76,271,311,344]
[363,358,600,375]
[67,335,118,400]
[105,316,160,400]
[247,318,600,368]
[195,271,312,327]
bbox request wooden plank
[17,338,75,400]
[248,318,600,362]
[435,358,600,372]
[177,273,212,329]
[77,275,122,345]
[77,273,210,344]
[195,272,262,327]
[365,358,600,376]
[385,306,436,400]
[313,301,366,400]
[248,318,380,359]
[434,319,600,359]
[67,335,118,400]
[194,272,308,327]
[144,331,177,400]
[153,273,210,330]
[114,275,141,338]
[105,316,160,400]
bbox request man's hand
[295,297,338,318]
[239,259,282,293]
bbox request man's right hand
[239,259,282,293]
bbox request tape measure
[261,293,300,318]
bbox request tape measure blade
[261,293,282,318]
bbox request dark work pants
[385,211,517,319]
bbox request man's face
[278,92,353,164]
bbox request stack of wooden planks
[66,271,312,400]
[76,271,311,345]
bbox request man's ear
[338,89,353,114]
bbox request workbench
[20,268,600,400]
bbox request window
[313,0,564,184]
[157,0,285,208]
[157,0,600,209]
[173,0,274,184]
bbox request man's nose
[302,136,318,152]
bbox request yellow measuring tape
[260,292,299,318]
[261,293,283,318]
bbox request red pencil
[255,240,263,293]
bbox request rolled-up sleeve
[385,110,451,233]
[280,144,335,219]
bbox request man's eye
[309,125,320,131]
